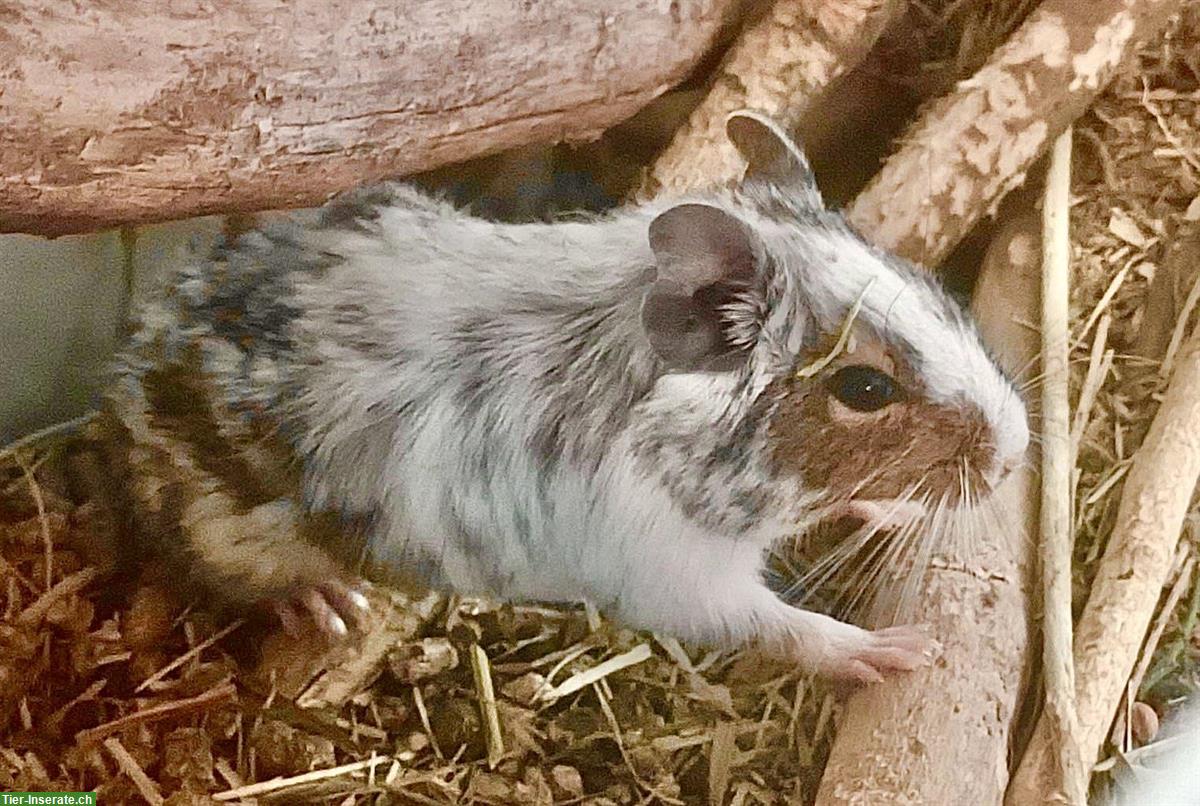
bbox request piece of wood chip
[1108,208,1149,248]
[708,720,737,806]
[76,682,237,745]
[470,644,505,770]
[213,756,389,801]
[538,643,652,703]
[105,737,165,805]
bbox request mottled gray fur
[105,112,1028,680]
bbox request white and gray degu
[100,111,1029,682]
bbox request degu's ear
[642,203,759,370]
[725,110,823,208]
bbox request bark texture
[639,0,904,198]
[846,0,1187,267]
[1,0,738,235]
[813,212,1041,806]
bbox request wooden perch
[639,0,904,198]
[1006,255,1200,804]
[1038,128,1087,805]
[847,0,1187,267]
[0,0,739,236]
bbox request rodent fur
[92,112,1029,681]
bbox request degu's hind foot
[179,495,371,641]
[270,578,372,640]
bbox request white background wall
[0,218,222,444]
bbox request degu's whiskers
[779,477,1009,628]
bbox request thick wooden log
[0,0,739,236]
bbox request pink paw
[271,580,371,640]
[822,624,937,684]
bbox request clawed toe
[269,580,372,640]
[319,581,371,630]
[302,587,348,638]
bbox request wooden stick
[134,619,244,694]
[213,756,389,801]
[1039,126,1086,805]
[0,413,97,464]
[846,0,1187,267]
[640,0,905,197]
[16,453,54,592]
[16,567,99,629]
[105,737,165,805]
[1119,548,1194,743]
[538,643,653,703]
[1007,321,1200,801]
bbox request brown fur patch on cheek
[767,380,995,504]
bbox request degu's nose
[992,423,1030,487]
[994,401,1032,480]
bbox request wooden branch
[1039,127,1086,805]
[1,0,739,236]
[814,211,1041,806]
[639,0,904,198]
[846,0,1187,267]
[1006,257,1200,805]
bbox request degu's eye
[826,365,899,412]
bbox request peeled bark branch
[1039,128,1087,805]
[1,0,738,236]
[639,0,904,198]
[847,0,1186,267]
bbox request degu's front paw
[270,579,371,640]
[820,624,938,684]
